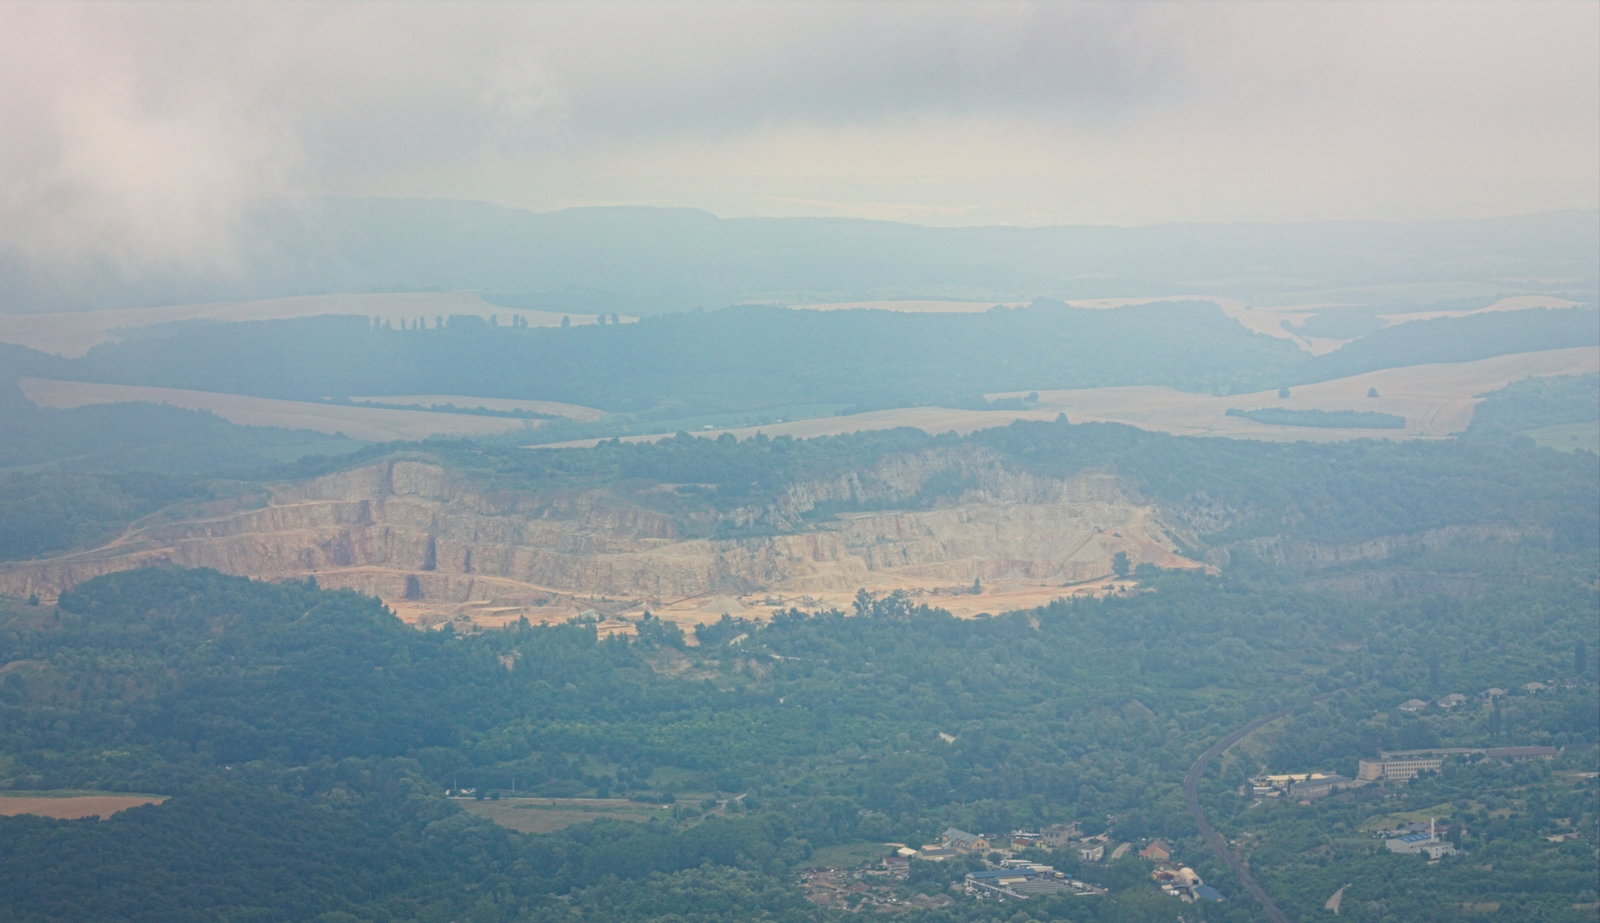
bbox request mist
[2,0,1595,297]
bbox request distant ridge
[2,198,1594,313]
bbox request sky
[1,0,1596,277]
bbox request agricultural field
[546,347,1600,448]
[1380,294,1582,325]
[789,293,1591,359]
[1522,421,1600,454]
[19,378,535,441]
[1018,346,1600,440]
[347,394,604,421]
[460,797,666,834]
[0,292,632,358]
[0,791,166,820]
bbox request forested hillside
[6,200,1595,313]
[1,555,1593,921]
[59,302,1303,409]
[5,5,1597,920]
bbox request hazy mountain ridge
[4,199,1595,313]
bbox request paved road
[1184,706,1295,923]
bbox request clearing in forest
[460,797,663,834]
[0,792,167,819]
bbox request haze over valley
[1,3,1596,921]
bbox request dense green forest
[2,417,1595,572]
[408,419,1598,547]
[0,378,359,477]
[1223,407,1407,430]
[60,302,1304,411]
[19,302,1591,430]
[0,530,1594,921]
[1,336,1596,919]
[1465,373,1600,442]
[1291,307,1599,384]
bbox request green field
[459,797,665,834]
[801,841,893,870]
[1521,421,1600,453]
[1357,802,1458,832]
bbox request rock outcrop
[0,450,1199,617]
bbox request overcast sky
[2,0,1596,275]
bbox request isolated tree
[1112,551,1131,578]
[561,315,571,328]
[1367,387,1380,398]
[1278,386,1291,399]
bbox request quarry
[0,452,1203,632]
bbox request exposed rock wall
[0,454,1194,608]
[1230,523,1548,570]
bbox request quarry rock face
[0,453,1196,615]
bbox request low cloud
[1,0,1595,293]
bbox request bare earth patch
[0,292,635,358]
[0,793,166,819]
[20,378,535,442]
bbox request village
[1236,680,1575,868]
[798,821,1234,912]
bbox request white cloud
[1,0,1594,279]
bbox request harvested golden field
[20,378,534,441]
[788,294,1589,359]
[543,347,1599,449]
[0,292,633,358]
[0,793,166,819]
[348,394,603,421]
[1381,294,1581,325]
[1011,347,1600,440]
